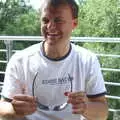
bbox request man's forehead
[40,0,69,9]
[41,5,71,15]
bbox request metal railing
[0,36,120,119]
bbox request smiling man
[0,0,108,120]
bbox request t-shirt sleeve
[1,53,25,99]
[86,55,107,97]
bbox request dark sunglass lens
[38,102,49,110]
[53,105,61,111]
[54,103,68,111]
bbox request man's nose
[47,21,56,30]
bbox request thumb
[64,92,72,96]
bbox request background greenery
[0,0,120,119]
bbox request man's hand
[65,92,108,120]
[65,91,88,115]
[11,94,37,118]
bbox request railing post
[113,109,120,120]
[117,0,120,26]
[4,40,13,62]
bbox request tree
[0,0,33,34]
[2,10,40,36]
[73,0,120,37]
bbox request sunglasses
[32,72,73,111]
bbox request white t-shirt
[1,42,106,120]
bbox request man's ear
[72,19,78,29]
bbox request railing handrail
[96,54,120,58]
[105,82,120,86]
[0,36,120,43]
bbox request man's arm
[0,95,37,119]
[0,98,16,119]
[83,95,108,120]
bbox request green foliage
[73,0,120,37]
[2,11,40,35]
[0,0,40,35]
[0,0,32,33]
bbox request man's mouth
[47,33,61,38]
[47,33,59,36]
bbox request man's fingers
[14,106,36,115]
[65,91,87,114]
[66,91,87,104]
[12,99,36,108]
[12,100,37,117]
[13,94,36,102]
[72,102,87,114]
[67,98,85,104]
[11,95,37,117]
[68,91,85,97]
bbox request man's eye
[42,18,49,24]
[54,18,64,23]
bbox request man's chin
[44,39,56,46]
[45,38,61,45]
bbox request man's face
[41,4,77,45]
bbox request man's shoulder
[21,42,41,55]
[10,42,41,62]
[71,43,96,57]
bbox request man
[0,0,108,120]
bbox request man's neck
[43,41,70,59]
